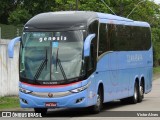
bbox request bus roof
[24,11,97,31]
[24,11,150,31]
[97,12,150,27]
[97,12,133,22]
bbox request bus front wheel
[90,87,103,114]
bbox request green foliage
[0,24,23,39]
[152,28,160,66]
[128,0,160,27]
[153,66,160,74]
[0,0,18,24]
[79,0,110,13]
[21,0,56,16]
[8,8,31,25]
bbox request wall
[0,39,19,96]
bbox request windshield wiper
[34,49,48,80]
[55,48,67,80]
[55,48,59,73]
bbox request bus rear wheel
[138,83,144,102]
[129,82,138,104]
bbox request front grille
[30,91,72,98]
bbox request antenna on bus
[127,0,145,18]
[101,0,116,15]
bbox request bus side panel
[96,52,129,102]
[96,49,153,102]
[118,50,153,97]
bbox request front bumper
[19,90,89,108]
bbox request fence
[0,24,23,39]
[0,39,19,96]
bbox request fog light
[76,97,84,103]
[21,99,28,104]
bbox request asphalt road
[1,77,160,120]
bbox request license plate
[45,102,57,107]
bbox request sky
[154,0,160,4]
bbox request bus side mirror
[8,37,21,58]
[84,34,95,57]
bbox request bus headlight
[19,87,32,94]
[70,81,91,93]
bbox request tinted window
[129,26,151,50]
[88,20,98,69]
[98,23,109,56]
[98,23,151,56]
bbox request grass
[0,96,20,110]
[153,66,160,74]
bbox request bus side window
[88,20,98,69]
[98,23,109,56]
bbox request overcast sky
[154,0,160,4]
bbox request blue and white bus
[8,11,153,114]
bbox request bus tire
[129,82,138,104]
[138,82,144,103]
[34,108,47,116]
[90,87,103,114]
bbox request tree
[126,0,160,27]
[8,7,31,25]
[152,28,160,66]
[0,0,21,24]
[21,0,56,16]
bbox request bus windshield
[20,31,85,83]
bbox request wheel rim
[97,94,101,108]
[134,85,138,100]
[140,86,143,96]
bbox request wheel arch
[96,81,104,103]
[134,75,139,87]
[135,77,139,87]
